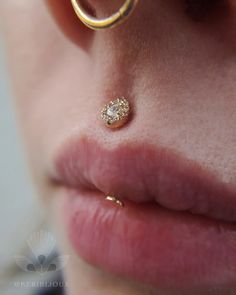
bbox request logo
[15,230,69,275]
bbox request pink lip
[53,137,236,293]
[54,137,236,222]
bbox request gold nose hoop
[71,0,139,30]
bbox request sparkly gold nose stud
[101,97,131,129]
[105,196,124,208]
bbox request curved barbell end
[105,196,124,208]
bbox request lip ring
[105,195,125,207]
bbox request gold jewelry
[71,0,139,30]
[105,196,124,208]
[101,97,131,129]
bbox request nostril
[46,0,94,50]
[74,0,97,17]
[185,0,221,21]
[79,0,128,18]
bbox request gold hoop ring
[71,0,139,30]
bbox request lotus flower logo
[15,230,69,274]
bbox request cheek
[0,1,87,127]
[0,1,91,184]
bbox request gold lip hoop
[71,0,139,30]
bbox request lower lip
[62,188,236,294]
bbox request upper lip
[52,137,236,222]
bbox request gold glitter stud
[101,97,131,129]
[105,196,124,208]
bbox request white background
[0,38,43,272]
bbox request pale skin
[1,0,236,294]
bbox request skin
[1,0,236,294]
